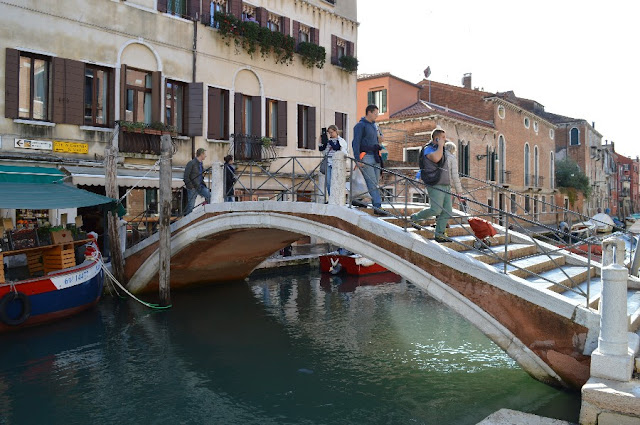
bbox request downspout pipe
[191,15,198,158]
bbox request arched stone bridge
[123,200,640,390]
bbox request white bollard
[329,151,346,206]
[211,161,224,203]
[590,237,639,381]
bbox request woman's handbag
[319,154,328,174]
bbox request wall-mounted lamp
[476,154,488,160]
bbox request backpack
[418,143,445,185]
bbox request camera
[321,127,328,144]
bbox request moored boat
[590,213,615,233]
[319,251,389,275]
[0,257,104,332]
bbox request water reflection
[0,268,580,425]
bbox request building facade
[1,0,358,235]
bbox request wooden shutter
[228,0,242,18]
[52,57,66,123]
[292,21,300,47]
[381,89,387,113]
[4,48,19,119]
[347,41,354,57]
[65,59,85,125]
[335,112,347,141]
[234,92,242,135]
[108,68,115,126]
[307,106,316,150]
[151,71,162,123]
[297,104,303,148]
[281,17,290,35]
[255,7,268,27]
[277,100,287,146]
[208,87,221,139]
[330,35,338,65]
[188,0,200,20]
[157,0,168,13]
[186,82,203,137]
[119,64,127,121]
[311,28,319,45]
[367,91,373,105]
[251,95,261,137]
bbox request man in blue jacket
[352,104,384,214]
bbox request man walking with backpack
[411,127,451,242]
[184,148,211,215]
[352,104,385,215]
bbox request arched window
[570,127,579,145]
[524,143,530,186]
[549,151,555,189]
[534,145,539,187]
[498,135,506,184]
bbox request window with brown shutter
[186,82,203,137]
[277,100,287,146]
[18,52,51,121]
[124,67,152,123]
[165,79,186,134]
[297,104,315,149]
[4,48,19,119]
[84,65,111,127]
[335,111,348,141]
[227,0,242,18]
[207,86,229,140]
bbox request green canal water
[0,267,580,424]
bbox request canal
[0,267,580,424]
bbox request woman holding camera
[319,125,349,196]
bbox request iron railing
[231,134,278,162]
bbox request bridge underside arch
[124,204,594,390]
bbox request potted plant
[338,55,358,73]
[261,137,273,148]
[297,42,326,69]
[119,120,146,133]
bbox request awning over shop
[63,165,186,189]
[0,165,66,184]
[0,182,116,210]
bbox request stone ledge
[477,408,575,424]
[580,377,640,424]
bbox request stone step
[494,254,567,279]
[526,265,596,293]
[445,234,508,252]
[561,276,602,309]
[466,243,538,265]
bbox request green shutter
[381,89,387,113]
[367,91,373,105]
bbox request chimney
[462,73,472,89]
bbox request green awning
[0,165,66,184]
[0,182,116,209]
[0,165,116,209]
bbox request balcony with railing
[232,134,278,162]
[118,122,177,156]
[499,170,511,186]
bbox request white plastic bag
[349,166,369,198]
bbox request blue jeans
[325,165,333,196]
[185,185,211,215]
[225,196,235,202]
[360,154,381,208]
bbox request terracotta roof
[390,100,495,129]
[357,72,423,89]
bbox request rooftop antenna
[424,66,431,103]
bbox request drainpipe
[191,16,198,158]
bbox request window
[335,112,348,141]
[381,188,394,203]
[533,121,539,133]
[125,68,152,123]
[209,1,227,27]
[167,0,187,16]
[511,194,517,213]
[524,143,530,186]
[486,147,496,182]
[242,95,253,134]
[570,127,579,145]
[498,135,506,184]
[297,104,316,149]
[165,80,185,134]
[524,117,530,128]
[534,145,539,186]
[19,52,50,120]
[497,105,505,119]
[549,128,554,139]
[412,192,428,203]
[208,87,229,140]
[404,147,421,165]
[549,151,555,189]
[525,195,531,214]
[367,89,387,114]
[145,189,159,214]
[533,196,539,221]
[542,196,547,213]
[266,99,278,140]
[458,141,470,176]
[84,65,110,126]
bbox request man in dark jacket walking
[183,148,211,215]
[223,155,236,202]
[352,104,384,214]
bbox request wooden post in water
[158,134,173,306]
[105,141,125,285]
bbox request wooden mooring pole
[105,142,125,285]
[158,134,172,306]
